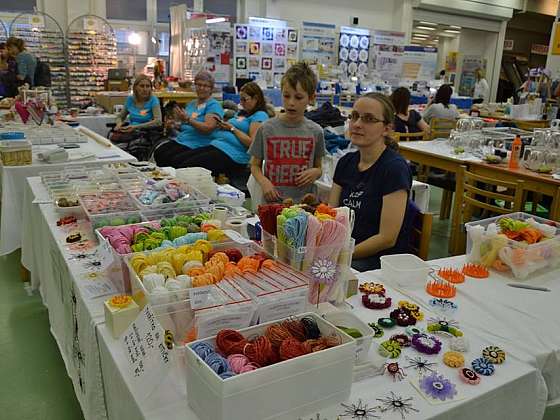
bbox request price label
[121,305,173,398]
[190,286,212,310]
[80,279,117,300]
[196,310,254,340]
[258,295,306,323]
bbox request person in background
[328,93,412,272]
[473,68,489,104]
[162,100,182,139]
[114,74,162,132]
[249,62,325,205]
[391,87,430,134]
[5,37,36,87]
[163,81,270,177]
[0,42,18,97]
[154,70,223,167]
[422,84,459,124]
[521,68,551,102]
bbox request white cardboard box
[185,312,355,420]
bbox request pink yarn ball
[227,354,259,374]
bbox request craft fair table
[399,140,560,253]
[96,273,547,420]
[0,131,136,256]
[75,114,117,137]
[383,254,560,404]
[20,175,558,420]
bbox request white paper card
[121,305,173,398]
[196,309,254,340]
[80,279,117,300]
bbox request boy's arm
[250,156,281,201]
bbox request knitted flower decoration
[362,293,392,310]
[389,308,417,327]
[443,351,465,368]
[460,368,481,385]
[482,346,506,364]
[379,340,402,358]
[419,372,457,401]
[411,334,442,355]
[471,357,495,376]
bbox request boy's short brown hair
[281,62,317,97]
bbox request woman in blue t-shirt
[168,81,270,177]
[115,74,162,131]
[329,93,412,272]
[154,71,224,168]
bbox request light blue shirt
[210,110,269,164]
[125,95,160,125]
[176,98,224,149]
[15,51,37,86]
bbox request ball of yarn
[176,275,192,289]
[227,354,259,374]
[143,273,165,291]
[301,317,321,340]
[302,339,327,353]
[281,319,307,342]
[244,336,274,366]
[192,342,214,360]
[165,279,183,291]
[219,371,236,379]
[182,260,203,274]
[205,353,230,375]
[265,324,293,348]
[279,338,309,361]
[216,329,247,356]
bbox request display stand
[9,12,68,108]
[66,15,117,108]
[183,17,209,81]
[0,19,7,42]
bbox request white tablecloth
[21,177,111,420]
[96,278,547,420]
[378,255,560,403]
[76,115,117,137]
[0,139,135,256]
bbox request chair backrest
[429,118,457,139]
[453,165,525,253]
[408,200,433,260]
[391,131,427,142]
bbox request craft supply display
[127,178,210,211]
[9,13,68,107]
[466,212,559,279]
[338,26,370,78]
[66,16,117,108]
[234,23,299,87]
[258,200,353,305]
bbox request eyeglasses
[348,111,385,124]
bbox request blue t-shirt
[125,95,160,125]
[210,110,269,164]
[176,98,224,149]
[333,147,412,260]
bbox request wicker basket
[0,141,32,166]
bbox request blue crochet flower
[471,357,495,376]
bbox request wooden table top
[469,160,560,186]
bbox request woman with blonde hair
[329,92,412,271]
[6,37,36,87]
[115,74,162,132]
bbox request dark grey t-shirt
[249,116,326,202]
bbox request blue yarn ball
[172,232,207,246]
[192,342,214,361]
[219,371,236,379]
[205,353,230,375]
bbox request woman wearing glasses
[329,93,412,271]
[154,71,224,167]
[161,82,270,177]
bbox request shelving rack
[9,12,68,108]
[66,15,117,108]
[0,19,7,42]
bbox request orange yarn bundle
[238,256,260,273]
[244,336,275,366]
[216,329,247,356]
[265,324,293,348]
[281,319,307,342]
[302,339,327,353]
[279,338,309,361]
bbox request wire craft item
[384,362,406,381]
[376,392,419,419]
[338,399,379,419]
[404,356,437,375]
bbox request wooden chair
[429,118,457,140]
[452,165,525,254]
[391,132,427,142]
[410,211,433,260]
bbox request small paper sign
[80,279,117,300]
[121,305,172,398]
[190,286,212,310]
[29,15,45,29]
[196,310,254,340]
[257,293,306,323]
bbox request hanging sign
[531,44,549,55]
[372,30,406,46]
[504,39,514,51]
[28,15,45,29]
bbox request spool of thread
[212,206,229,224]
[225,218,248,238]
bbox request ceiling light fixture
[444,29,460,34]
[419,21,438,26]
[416,26,436,31]
[206,17,226,23]
[449,25,461,29]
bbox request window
[107,0,147,21]
[116,29,148,55]
[1,0,35,12]
[158,32,170,56]
[157,0,193,23]
[205,0,237,21]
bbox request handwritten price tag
[121,305,173,398]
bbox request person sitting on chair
[391,87,429,135]
[114,74,162,133]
